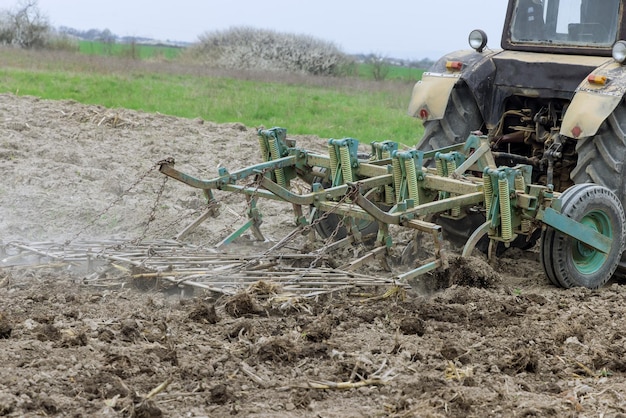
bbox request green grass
[0,48,424,145]
[78,40,184,60]
[357,63,425,82]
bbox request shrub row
[191,27,354,76]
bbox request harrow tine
[175,205,218,241]
[340,246,388,271]
[395,258,442,282]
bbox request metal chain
[246,170,269,202]
[65,162,161,246]
[131,173,169,245]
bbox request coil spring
[483,175,493,220]
[258,136,270,162]
[328,145,338,185]
[446,159,457,177]
[339,146,353,183]
[447,160,460,217]
[436,158,447,200]
[269,139,286,187]
[498,178,513,241]
[383,151,395,204]
[405,159,420,205]
[514,175,531,233]
[392,157,403,203]
[436,158,445,177]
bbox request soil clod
[224,292,259,317]
[188,301,219,324]
[0,312,12,339]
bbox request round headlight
[613,41,626,64]
[469,29,488,53]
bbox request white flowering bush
[191,27,354,76]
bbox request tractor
[409,0,626,288]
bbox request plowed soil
[2,93,626,417]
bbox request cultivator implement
[159,127,623,289]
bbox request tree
[367,53,390,81]
[99,28,116,55]
[0,0,50,48]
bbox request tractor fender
[561,61,626,139]
[408,49,499,121]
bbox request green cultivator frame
[159,127,625,289]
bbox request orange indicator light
[587,75,608,85]
[446,61,463,71]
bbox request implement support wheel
[540,184,626,289]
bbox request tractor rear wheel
[570,101,626,203]
[310,207,380,242]
[540,184,625,289]
[310,155,385,243]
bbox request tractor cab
[503,0,622,55]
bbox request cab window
[512,0,619,46]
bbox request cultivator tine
[340,246,388,271]
[369,141,394,211]
[482,165,533,244]
[400,219,448,278]
[216,198,265,247]
[258,127,310,229]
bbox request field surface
[1,94,626,417]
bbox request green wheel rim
[573,210,612,274]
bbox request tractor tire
[310,154,383,243]
[311,208,379,242]
[570,101,626,203]
[416,83,484,152]
[540,184,626,289]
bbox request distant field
[78,40,184,60]
[0,47,424,145]
[77,41,425,82]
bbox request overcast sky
[20,1,509,60]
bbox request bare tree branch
[0,0,50,48]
